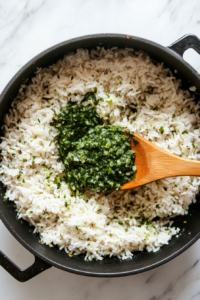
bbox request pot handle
[168,34,200,57]
[0,250,52,282]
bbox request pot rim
[1,33,200,278]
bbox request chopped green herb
[163,187,167,191]
[159,126,164,134]
[75,226,80,230]
[172,114,176,118]
[106,94,110,98]
[4,197,7,203]
[119,81,122,85]
[65,202,69,207]
[22,179,25,183]
[17,119,21,124]
[156,204,160,209]
[107,99,113,105]
[97,206,102,212]
[23,159,27,162]
[131,173,136,180]
[153,106,157,111]
[182,130,188,134]
[17,170,23,179]
[83,232,86,235]
[55,177,61,189]
[38,119,40,123]
[81,92,103,105]
[118,221,123,225]
[51,99,137,195]
[29,211,33,214]
[32,156,37,164]
[130,216,133,219]
[94,86,97,93]
[192,143,196,148]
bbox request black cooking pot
[1,34,200,282]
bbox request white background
[1,0,200,299]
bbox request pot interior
[1,35,200,276]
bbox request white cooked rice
[1,47,200,261]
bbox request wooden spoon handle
[148,149,200,178]
[121,133,200,190]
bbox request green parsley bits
[182,130,188,134]
[97,206,102,212]
[32,156,37,164]
[17,170,23,179]
[159,126,164,134]
[81,91,103,105]
[51,99,137,195]
[107,99,113,105]
[54,177,61,189]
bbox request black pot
[1,34,200,282]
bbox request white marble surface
[1,0,200,299]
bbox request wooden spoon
[121,133,200,190]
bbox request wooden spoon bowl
[121,133,200,190]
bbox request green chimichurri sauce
[52,93,137,195]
